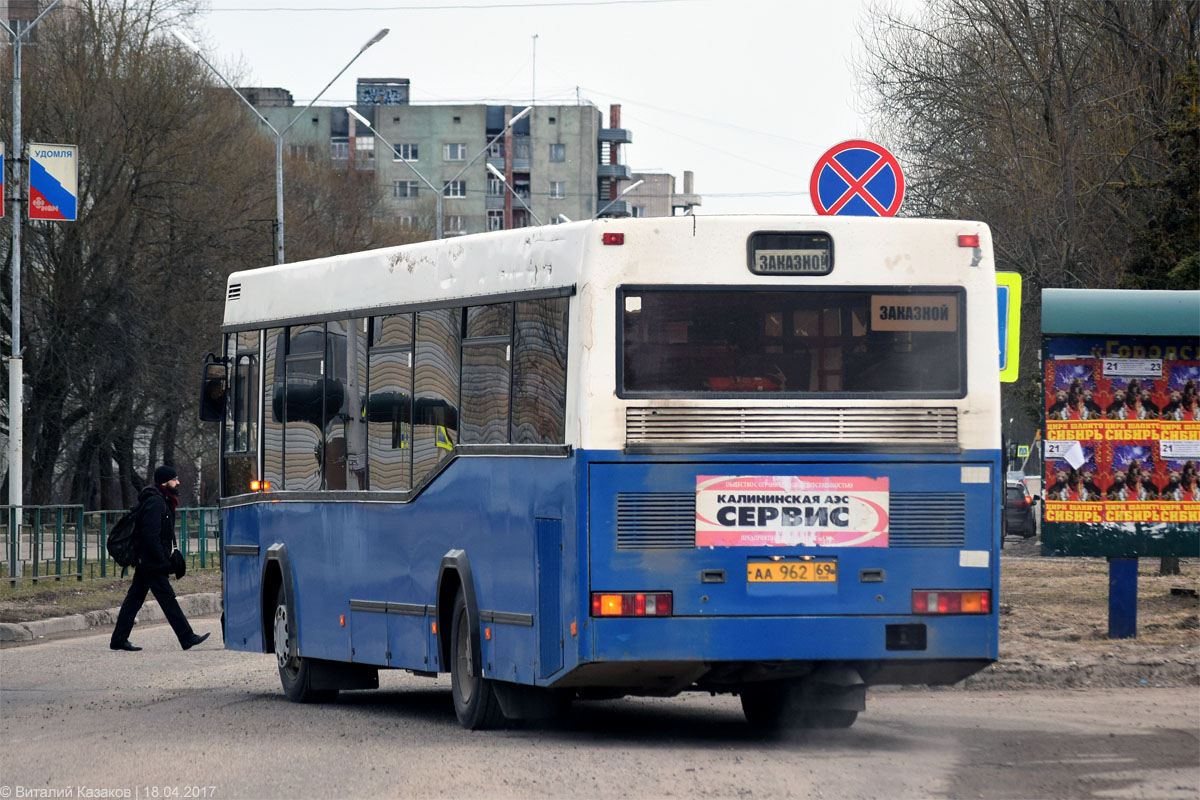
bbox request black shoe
[181,632,210,650]
[110,640,142,651]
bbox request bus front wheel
[450,587,503,729]
[274,585,338,703]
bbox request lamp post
[595,178,644,219]
[486,163,542,225]
[2,0,62,524]
[174,27,389,265]
[348,105,531,239]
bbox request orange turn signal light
[250,480,271,492]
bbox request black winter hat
[154,465,178,485]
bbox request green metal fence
[2,505,219,584]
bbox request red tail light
[958,234,980,247]
[602,232,625,245]
[591,592,672,617]
[912,590,991,615]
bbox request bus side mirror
[199,360,228,422]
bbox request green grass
[0,566,222,623]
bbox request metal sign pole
[3,1,62,536]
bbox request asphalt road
[1,617,1197,800]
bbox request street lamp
[174,27,389,265]
[486,163,542,226]
[595,179,644,219]
[348,105,532,239]
[1,0,63,528]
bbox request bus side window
[367,314,414,490]
[512,297,568,444]
[283,325,326,491]
[461,303,513,444]
[414,308,461,485]
[221,331,259,496]
[262,328,285,489]
[324,320,351,490]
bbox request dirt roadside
[975,535,1199,689]
[2,543,1197,689]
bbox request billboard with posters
[1040,299,1200,557]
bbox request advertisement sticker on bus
[695,475,889,547]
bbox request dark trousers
[111,567,195,647]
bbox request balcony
[598,128,632,144]
[596,198,631,217]
[597,163,632,181]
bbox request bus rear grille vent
[626,407,958,446]
[887,493,966,547]
[617,493,695,550]
[227,283,242,301]
[614,491,966,550]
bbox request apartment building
[620,170,702,218]
[243,78,699,235]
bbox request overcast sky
[189,0,919,216]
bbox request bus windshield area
[620,287,964,396]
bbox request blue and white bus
[202,216,1003,729]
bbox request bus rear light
[250,480,271,492]
[957,234,980,248]
[591,592,672,617]
[912,590,991,615]
[602,232,625,245]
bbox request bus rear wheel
[739,682,859,730]
[450,587,503,730]
[274,585,338,703]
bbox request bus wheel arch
[260,544,295,656]
[435,550,476,672]
[437,551,503,729]
[272,583,338,703]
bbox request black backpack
[106,503,142,567]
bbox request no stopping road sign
[810,139,904,217]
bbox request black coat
[133,485,176,573]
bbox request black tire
[450,586,503,730]
[740,682,859,730]
[274,585,338,703]
[740,682,789,730]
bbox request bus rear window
[620,288,964,397]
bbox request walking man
[110,465,210,652]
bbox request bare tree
[858,0,1198,424]
[0,1,435,507]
